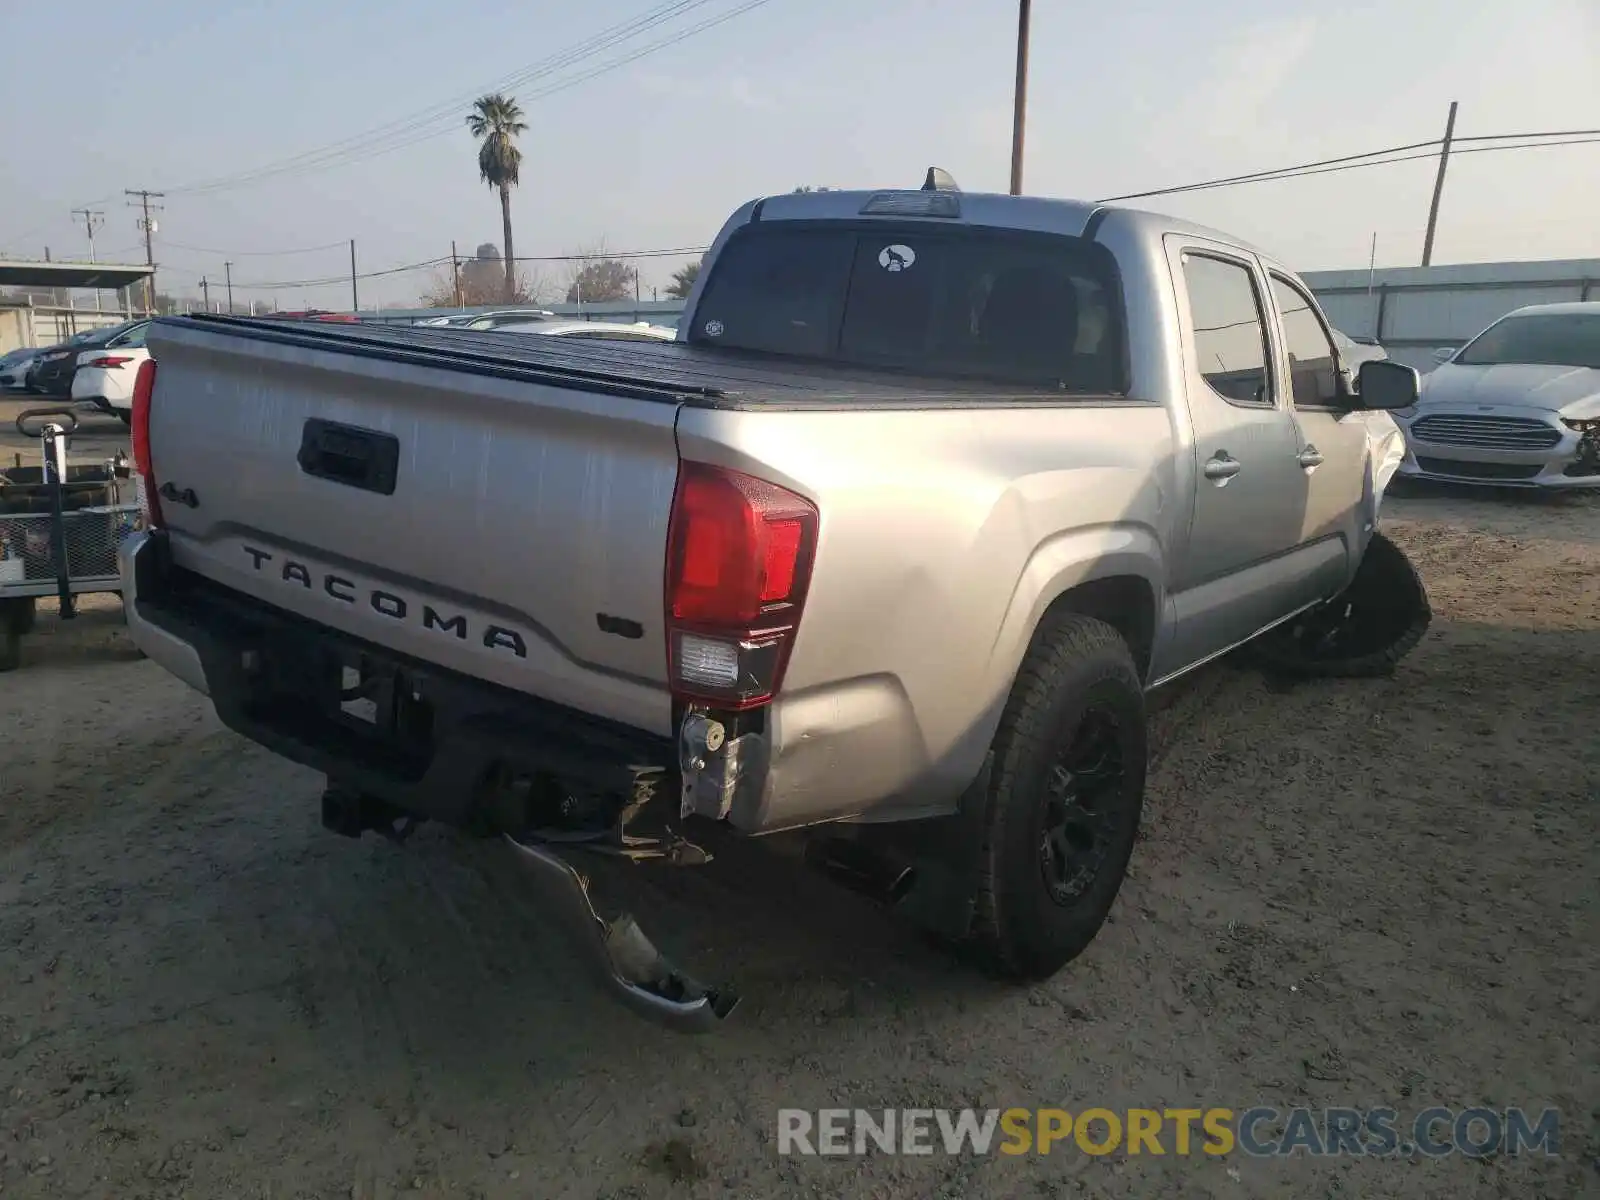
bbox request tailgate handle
[297,419,400,496]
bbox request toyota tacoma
[119,173,1430,1030]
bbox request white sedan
[491,319,678,341]
[0,347,45,390]
[70,321,151,421]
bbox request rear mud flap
[503,834,738,1032]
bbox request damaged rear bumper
[121,530,739,1032]
[504,835,738,1032]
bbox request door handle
[1298,445,1324,469]
[1203,453,1242,482]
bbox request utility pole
[125,189,164,314]
[1009,0,1032,196]
[1420,101,1458,268]
[200,276,210,311]
[451,240,463,308]
[225,261,233,314]
[1366,232,1378,336]
[72,207,105,312]
[349,239,359,312]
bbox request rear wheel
[969,613,1146,980]
[1249,531,1431,678]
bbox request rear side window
[690,225,1126,392]
[1181,254,1271,407]
[1270,276,1339,407]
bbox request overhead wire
[160,238,352,257]
[144,124,1600,293]
[159,0,719,195]
[162,0,775,197]
[1097,130,1600,203]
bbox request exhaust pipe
[805,836,917,906]
[503,834,738,1033]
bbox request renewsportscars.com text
[777,1106,1561,1158]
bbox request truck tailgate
[144,318,682,735]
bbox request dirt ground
[0,485,1595,1199]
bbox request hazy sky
[3,0,1597,311]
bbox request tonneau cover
[163,314,1075,410]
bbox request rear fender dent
[990,524,1165,692]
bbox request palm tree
[466,93,527,303]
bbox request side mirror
[1431,346,1456,364]
[1357,359,1420,411]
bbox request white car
[417,309,557,330]
[491,319,678,341]
[0,348,45,390]
[1395,301,1600,489]
[70,321,151,421]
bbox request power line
[161,0,770,197]
[1096,130,1600,203]
[1452,127,1600,144]
[512,245,707,262]
[162,0,719,195]
[160,238,351,257]
[1097,139,1444,203]
[175,0,779,197]
[227,257,452,291]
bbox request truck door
[1264,269,1373,599]
[1158,238,1317,675]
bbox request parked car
[1394,301,1600,488]
[492,319,678,341]
[259,310,361,323]
[71,320,151,421]
[1332,328,1388,370]
[26,319,149,396]
[0,348,46,391]
[118,177,1429,1030]
[417,309,556,330]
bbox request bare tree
[564,242,638,305]
[419,264,549,308]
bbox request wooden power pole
[1420,101,1458,268]
[125,189,164,313]
[1009,0,1032,195]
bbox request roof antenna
[922,167,960,193]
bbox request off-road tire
[969,613,1147,980]
[1249,531,1431,679]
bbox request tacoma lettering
[423,607,467,639]
[239,545,526,658]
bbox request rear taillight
[88,355,134,369]
[130,359,162,528]
[664,461,818,710]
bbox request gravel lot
[0,487,1595,1199]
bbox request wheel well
[1042,576,1157,682]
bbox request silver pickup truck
[119,174,1429,1032]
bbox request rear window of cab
[688,224,1128,394]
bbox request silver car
[1395,301,1600,488]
